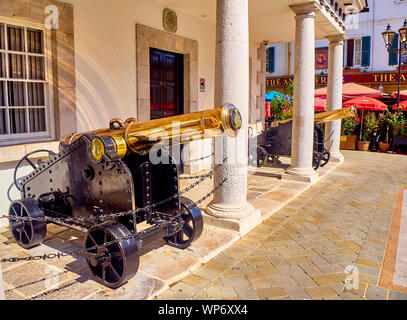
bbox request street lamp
[382,19,407,110]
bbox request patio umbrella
[391,90,407,100]
[315,83,384,100]
[392,100,407,110]
[315,97,326,112]
[342,96,388,141]
[265,91,292,101]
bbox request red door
[150,48,184,120]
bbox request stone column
[206,0,260,235]
[325,35,346,163]
[283,3,319,183]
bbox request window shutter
[267,47,275,73]
[389,34,399,66]
[361,36,371,66]
[346,39,354,67]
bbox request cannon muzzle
[60,103,242,157]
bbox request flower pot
[378,142,391,153]
[357,141,370,151]
[340,135,357,150]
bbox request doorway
[149,48,185,172]
[149,48,184,120]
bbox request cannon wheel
[84,222,139,288]
[313,152,321,171]
[249,146,268,167]
[165,197,203,249]
[320,151,330,167]
[9,199,47,249]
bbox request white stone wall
[64,0,217,132]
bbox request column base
[281,166,319,183]
[328,152,344,163]
[205,202,261,236]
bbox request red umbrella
[392,100,407,110]
[342,97,388,141]
[315,97,326,112]
[315,83,383,100]
[342,96,388,111]
[391,90,407,100]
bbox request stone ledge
[0,141,60,164]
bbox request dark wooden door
[150,48,184,120]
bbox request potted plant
[378,111,394,153]
[340,115,359,150]
[358,112,378,151]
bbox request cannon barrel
[277,106,357,125]
[60,103,242,156]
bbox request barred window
[0,21,52,144]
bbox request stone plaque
[163,8,177,33]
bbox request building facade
[266,0,407,95]
[0,0,365,229]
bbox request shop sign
[266,71,407,88]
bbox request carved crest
[163,8,177,33]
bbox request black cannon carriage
[8,104,242,288]
[248,107,357,169]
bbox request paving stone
[234,285,259,300]
[170,281,201,298]
[220,275,251,288]
[255,287,287,299]
[246,272,270,290]
[312,274,343,287]
[206,286,238,300]
[181,274,211,288]
[304,286,338,299]
[365,285,388,300]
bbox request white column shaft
[207,0,251,219]
[325,37,345,162]
[288,12,317,177]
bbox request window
[266,47,275,73]
[0,20,52,145]
[353,38,362,66]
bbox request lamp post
[382,19,407,110]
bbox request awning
[315,82,384,100]
[392,100,407,111]
[265,91,292,101]
[342,96,388,111]
[391,90,407,100]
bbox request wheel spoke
[176,231,183,243]
[22,228,30,242]
[110,252,123,259]
[109,263,121,280]
[20,205,24,217]
[102,266,106,281]
[103,231,108,244]
[11,205,19,217]
[181,212,192,222]
[88,233,98,246]
[183,224,193,239]
[18,229,23,242]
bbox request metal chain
[182,152,214,164]
[0,177,228,264]
[1,158,227,227]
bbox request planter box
[392,135,407,152]
[340,135,357,150]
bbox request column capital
[326,34,348,44]
[289,1,321,16]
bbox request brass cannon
[249,106,357,169]
[9,104,242,288]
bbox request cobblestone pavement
[157,151,407,300]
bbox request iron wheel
[249,146,268,167]
[85,222,139,288]
[9,199,47,249]
[164,197,203,249]
[320,151,330,167]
